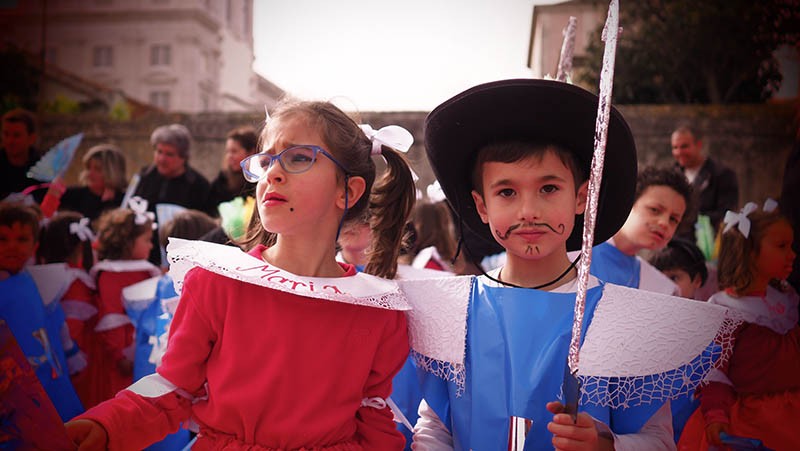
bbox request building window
[226,0,233,25]
[150,91,170,110]
[150,45,171,66]
[93,46,113,67]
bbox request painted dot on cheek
[289,208,294,212]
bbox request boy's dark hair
[471,141,586,196]
[2,108,37,134]
[38,211,94,269]
[0,203,40,242]
[159,209,218,248]
[648,238,708,285]
[635,166,693,208]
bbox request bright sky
[253,0,565,111]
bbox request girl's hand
[705,422,729,446]
[65,419,108,450]
[546,401,613,451]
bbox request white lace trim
[90,259,162,279]
[708,285,799,334]
[94,313,132,332]
[402,278,740,404]
[166,238,410,311]
[61,300,98,320]
[577,283,740,407]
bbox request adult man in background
[671,124,739,241]
[0,108,41,200]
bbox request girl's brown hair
[38,211,94,269]
[95,207,153,260]
[717,207,788,295]
[239,100,416,278]
[407,201,457,263]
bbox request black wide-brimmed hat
[424,78,637,254]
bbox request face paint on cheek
[289,208,294,212]
[534,222,566,235]
[495,223,522,240]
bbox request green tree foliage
[577,0,800,104]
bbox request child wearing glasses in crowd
[66,100,417,449]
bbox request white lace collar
[708,285,799,334]
[166,238,410,311]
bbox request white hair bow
[69,217,95,242]
[723,202,758,238]
[763,198,778,213]
[358,124,414,155]
[128,196,157,229]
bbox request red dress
[77,246,410,450]
[84,260,161,408]
[59,266,98,407]
[679,287,800,450]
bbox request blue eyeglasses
[240,145,348,182]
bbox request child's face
[131,228,153,260]
[618,185,686,251]
[471,152,587,261]
[755,220,795,282]
[662,268,702,299]
[256,115,358,238]
[338,222,372,265]
[0,222,37,274]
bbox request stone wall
[41,103,796,209]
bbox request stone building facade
[1,0,283,113]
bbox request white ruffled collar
[708,285,799,334]
[166,238,410,311]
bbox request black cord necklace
[482,253,582,290]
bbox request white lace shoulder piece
[708,285,799,334]
[166,238,410,311]
[396,275,474,391]
[578,283,731,377]
[637,257,679,295]
[121,275,162,313]
[90,259,162,279]
[26,263,72,307]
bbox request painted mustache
[495,222,566,240]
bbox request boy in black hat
[403,79,731,450]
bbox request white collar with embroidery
[165,238,410,311]
[90,259,162,279]
[708,285,799,334]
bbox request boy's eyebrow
[487,173,567,189]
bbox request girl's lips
[262,192,288,207]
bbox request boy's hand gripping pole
[564,0,620,420]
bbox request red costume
[83,260,161,408]
[77,244,410,450]
[679,286,800,450]
[58,266,98,407]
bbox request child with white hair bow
[66,100,417,450]
[679,199,800,449]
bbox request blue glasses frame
[240,145,349,182]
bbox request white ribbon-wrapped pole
[569,0,620,374]
[556,16,578,82]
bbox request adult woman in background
[59,144,127,220]
[206,126,258,216]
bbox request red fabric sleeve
[96,273,133,362]
[156,268,217,393]
[62,280,95,345]
[355,310,410,450]
[698,381,735,425]
[76,389,192,451]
